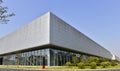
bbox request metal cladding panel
[0,13,50,55]
[50,13,112,59]
[0,12,116,60]
[115,56,120,61]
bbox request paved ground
[0,68,120,71]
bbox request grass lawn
[0,64,120,70]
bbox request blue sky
[0,0,120,58]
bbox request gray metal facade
[0,12,118,61]
[0,13,50,55]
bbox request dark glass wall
[50,49,87,66]
[2,48,89,66]
[3,49,49,66]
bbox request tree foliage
[77,62,85,69]
[0,0,15,24]
[100,62,110,68]
[65,62,72,66]
[90,62,97,69]
[99,57,109,62]
[110,60,118,66]
[88,56,99,63]
[65,55,119,69]
[80,55,89,65]
[72,55,79,66]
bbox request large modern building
[0,12,119,66]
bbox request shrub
[88,56,99,63]
[110,60,118,66]
[100,62,110,68]
[66,62,72,66]
[77,62,85,69]
[80,56,89,66]
[71,63,77,66]
[72,56,79,66]
[90,62,97,69]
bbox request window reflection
[2,48,88,66]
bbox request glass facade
[1,48,89,66]
[50,49,87,66]
[3,49,49,66]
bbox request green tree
[88,56,99,63]
[99,57,109,62]
[77,62,85,69]
[110,60,118,66]
[80,55,89,66]
[100,62,110,68]
[90,62,97,69]
[0,0,15,24]
[72,55,79,66]
[65,62,72,66]
[98,57,111,66]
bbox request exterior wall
[0,13,50,55]
[0,12,117,61]
[2,48,50,66]
[115,55,120,61]
[50,13,113,59]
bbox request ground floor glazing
[0,48,89,66]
